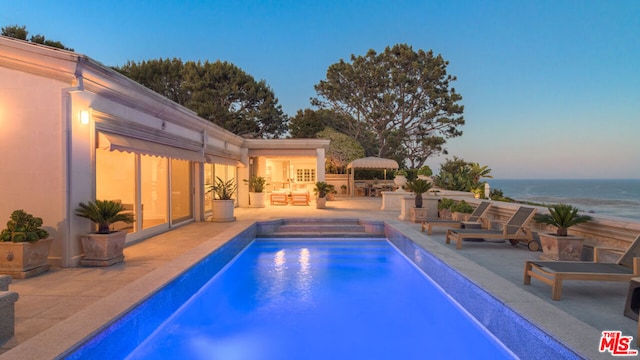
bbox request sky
[2,0,639,179]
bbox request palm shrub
[314,181,335,199]
[406,179,432,208]
[0,209,49,242]
[534,203,592,236]
[75,200,134,234]
[207,177,237,200]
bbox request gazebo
[346,157,399,196]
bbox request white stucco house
[0,36,328,267]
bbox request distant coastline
[487,179,640,221]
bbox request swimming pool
[131,239,515,359]
[65,224,580,359]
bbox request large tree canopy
[116,59,288,139]
[317,127,365,174]
[1,24,73,51]
[313,44,464,167]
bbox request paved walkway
[1,196,638,359]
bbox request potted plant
[471,187,484,199]
[207,177,237,222]
[417,166,433,180]
[0,210,53,278]
[406,179,433,209]
[244,176,267,208]
[451,200,474,221]
[314,181,335,209]
[406,179,433,222]
[75,200,134,266]
[394,169,408,190]
[340,184,347,194]
[438,198,455,219]
[534,204,592,260]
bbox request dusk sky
[2,0,638,179]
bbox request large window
[96,148,137,232]
[204,163,214,213]
[171,159,192,223]
[141,155,168,229]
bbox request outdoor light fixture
[80,110,90,125]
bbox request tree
[313,44,464,167]
[116,59,288,138]
[1,24,73,51]
[289,108,351,138]
[433,157,492,192]
[317,127,364,174]
[116,58,188,104]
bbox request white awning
[205,154,245,167]
[98,132,206,162]
[347,157,399,169]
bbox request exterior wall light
[80,110,90,125]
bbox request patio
[1,196,637,359]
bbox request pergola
[346,157,399,196]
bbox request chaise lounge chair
[445,206,537,250]
[524,234,640,300]
[421,201,491,234]
[270,191,289,205]
[291,191,310,206]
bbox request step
[281,218,361,226]
[276,224,366,233]
[256,232,386,238]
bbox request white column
[316,148,325,182]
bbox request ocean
[487,179,640,221]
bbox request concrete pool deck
[1,196,637,359]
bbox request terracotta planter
[249,192,266,208]
[452,212,471,221]
[439,209,452,220]
[211,200,236,222]
[80,231,127,267]
[411,208,428,223]
[0,237,52,278]
[316,197,327,209]
[539,233,584,261]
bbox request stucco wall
[0,67,67,265]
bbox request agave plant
[534,203,592,236]
[405,179,432,208]
[75,200,134,234]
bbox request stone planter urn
[0,237,53,278]
[539,233,584,261]
[316,197,327,209]
[80,231,127,267]
[394,175,407,191]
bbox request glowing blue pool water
[124,239,515,359]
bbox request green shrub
[0,209,49,243]
[438,198,455,210]
[451,200,473,214]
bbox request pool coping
[1,218,606,359]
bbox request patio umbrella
[346,157,399,196]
